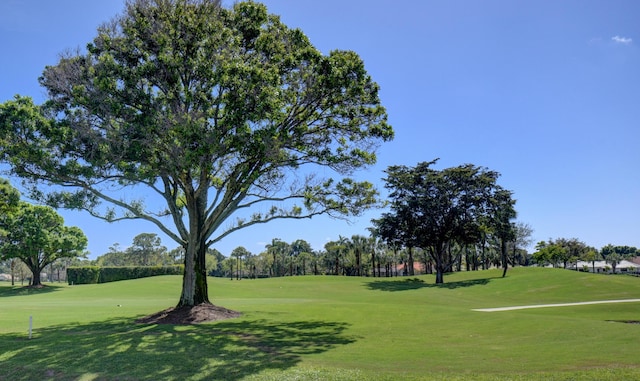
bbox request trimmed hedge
[67,266,101,285]
[67,265,183,285]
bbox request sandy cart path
[473,298,640,312]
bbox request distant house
[394,262,429,276]
[370,262,430,277]
[569,260,640,274]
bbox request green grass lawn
[1,267,640,380]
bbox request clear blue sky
[1,0,639,258]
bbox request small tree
[581,248,601,273]
[607,254,624,273]
[0,202,87,287]
[512,222,534,266]
[290,239,312,276]
[349,235,369,277]
[266,238,289,277]
[0,178,20,285]
[601,244,639,274]
[230,246,250,280]
[325,237,348,276]
[128,233,167,266]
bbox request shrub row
[67,265,183,285]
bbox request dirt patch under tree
[136,303,241,325]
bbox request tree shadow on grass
[0,317,355,381]
[0,283,65,298]
[366,277,499,292]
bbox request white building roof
[574,260,640,269]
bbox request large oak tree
[0,0,392,306]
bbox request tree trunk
[30,266,42,287]
[408,247,415,276]
[447,244,453,273]
[435,256,445,283]
[432,245,445,284]
[481,238,487,270]
[371,250,376,278]
[436,266,444,284]
[195,238,210,301]
[501,239,509,278]
[465,246,470,272]
[177,191,211,307]
[473,248,479,271]
[179,241,197,305]
[272,252,277,277]
[177,230,210,306]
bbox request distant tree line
[90,233,226,277]
[532,239,639,273]
[214,229,534,281]
[3,167,637,287]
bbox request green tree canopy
[0,202,87,286]
[0,0,392,306]
[533,238,589,269]
[129,232,168,266]
[0,178,20,239]
[601,243,639,273]
[230,246,251,280]
[375,161,516,284]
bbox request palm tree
[266,238,288,277]
[325,236,349,275]
[350,235,369,276]
[582,249,601,273]
[310,250,323,275]
[604,252,623,274]
[290,239,312,276]
[231,246,250,280]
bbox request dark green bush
[67,267,101,285]
[67,265,183,284]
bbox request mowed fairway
[1,267,640,380]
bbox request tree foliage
[532,238,590,269]
[0,201,87,286]
[532,240,566,267]
[601,243,639,273]
[374,161,516,283]
[230,246,251,280]
[96,233,170,266]
[0,1,392,305]
[130,232,168,266]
